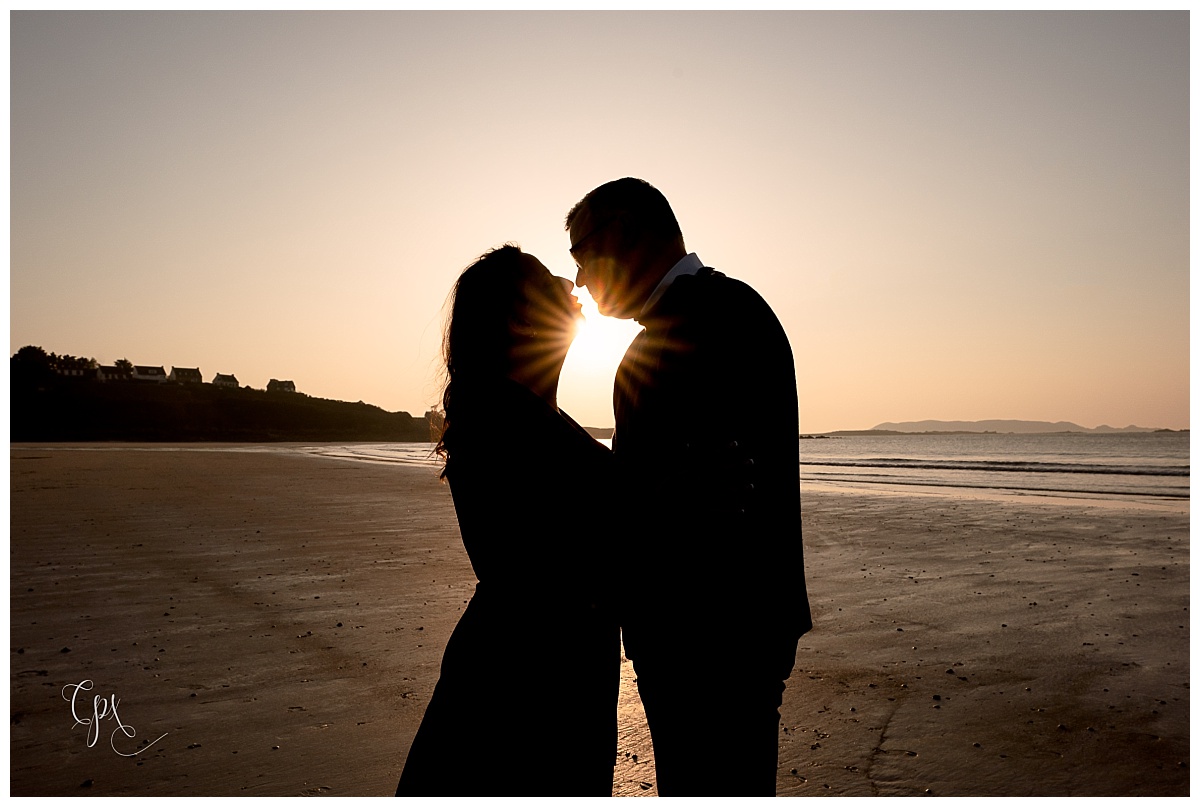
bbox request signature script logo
[62,680,168,757]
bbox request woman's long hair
[434,244,531,470]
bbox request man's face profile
[571,211,636,320]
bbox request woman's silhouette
[395,245,619,796]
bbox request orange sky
[10,11,1190,433]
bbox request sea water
[798,431,1188,502]
[300,431,1188,504]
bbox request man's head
[565,178,686,319]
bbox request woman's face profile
[517,255,582,343]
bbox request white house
[211,373,239,388]
[133,365,167,383]
[96,365,133,382]
[169,367,203,384]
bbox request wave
[802,471,1190,500]
[802,458,1188,478]
[295,443,441,467]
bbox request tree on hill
[11,345,53,385]
[12,345,98,384]
[50,353,96,374]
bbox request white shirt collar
[638,253,703,320]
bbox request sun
[566,288,641,369]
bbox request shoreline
[10,445,1189,796]
[801,478,1189,513]
[17,441,1186,510]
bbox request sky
[10,10,1190,434]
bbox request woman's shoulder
[449,377,609,456]
[556,409,614,461]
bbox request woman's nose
[557,276,575,294]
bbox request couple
[395,178,812,797]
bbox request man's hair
[565,177,683,247]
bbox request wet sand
[9,445,1189,796]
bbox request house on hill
[133,365,167,383]
[169,367,203,384]
[267,379,296,393]
[55,364,88,378]
[211,373,239,388]
[96,365,133,383]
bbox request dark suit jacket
[614,267,812,680]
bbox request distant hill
[11,376,436,442]
[869,419,1162,434]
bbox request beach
[9,446,1189,797]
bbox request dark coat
[396,377,620,797]
[614,267,812,680]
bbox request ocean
[294,430,1188,506]
[799,431,1189,504]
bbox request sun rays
[563,288,641,375]
[556,286,644,422]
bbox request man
[565,178,812,796]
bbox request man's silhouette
[566,178,812,796]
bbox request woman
[395,245,619,796]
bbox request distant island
[811,419,1183,437]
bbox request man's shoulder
[679,268,782,326]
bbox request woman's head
[436,244,581,459]
[443,243,580,382]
